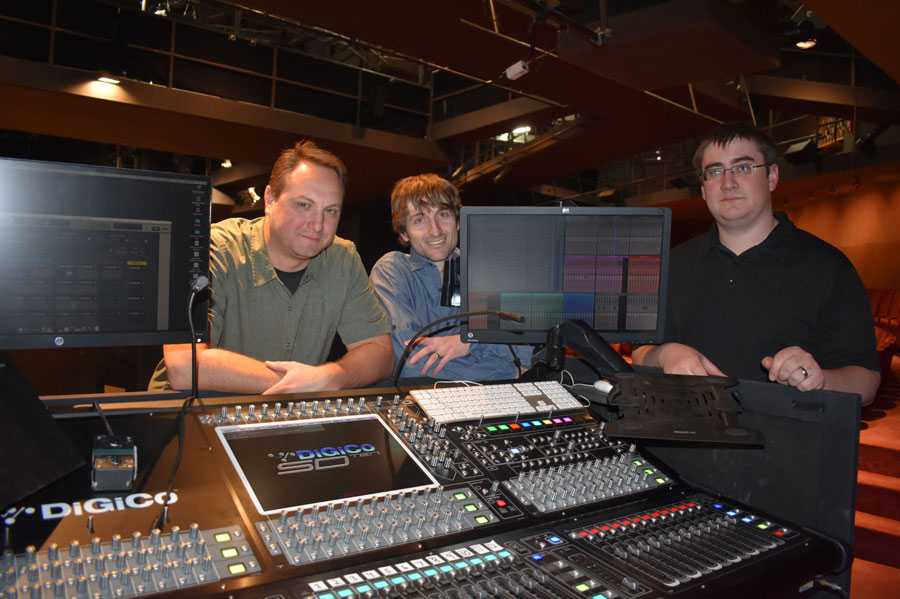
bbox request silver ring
[799,366,809,379]
[435,352,442,360]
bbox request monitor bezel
[459,205,671,345]
[0,156,211,350]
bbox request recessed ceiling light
[221,159,233,169]
[97,76,120,85]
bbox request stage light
[221,159,233,169]
[97,76,120,85]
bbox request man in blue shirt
[370,174,530,381]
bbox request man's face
[700,137,779,231]
[400,201,458,263]
[264,161,343,271]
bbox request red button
[600,525,610,531]
[496,499,507,507]
[509,423,521,430]
[590,528,599,534]
[579,531,589,538]
[774,530,785,537]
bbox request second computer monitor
[459,206,671,345]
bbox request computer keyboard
[409,380,583,425]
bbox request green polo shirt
[148,217,390,390]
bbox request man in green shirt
[151,140,393,394]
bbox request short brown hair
[692,122,778,175]
[390,174,461,241]
[267,140,348,197]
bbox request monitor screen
[460,206,671,345]
[0,157,210,350]
[216,414,437,515]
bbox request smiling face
[400,201,459,264]
[700,137,779,233]
[263,160,343,271]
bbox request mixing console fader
[4,384,843,599]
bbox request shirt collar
[408,247,459,272]
[701,211,796,258]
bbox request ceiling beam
[430,97,558,141]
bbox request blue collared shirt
[370,249,532,381]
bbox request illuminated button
[576,583,591,592]
[726,510,741,517]
[542,419,553,425]
[227,563,247,575]
[464,504,478,512]
[756,521,772,530]
[552,418,563,424]
[373,580,389,590]
[498,424,510,431]
[547,535,562,545]
[495,499,507,508]
[712,503,724,509]
[439,565,453,573]
[214,532,232,543]
[632,459,643,466]
[407,572,422,581]
[592,594,609,599]
[454,492,468,500]
[530,553,544,561]
[578,531,589,538]
[562,417,573,423]
[317,594,335,599]
[741,516,756,524]
[655,478,666,484]
[774,530,785,537]
[423,568,438,577]
[509,423,521,430]
[355,585,372,593]
[484,554,497,562]
[521,422,532,428]
[390,575,406,585]
[475,515,489,525]
[468,558,483,566]
[220,547,239,559]
[454,561,467,570]
[337,589,353,598]
[531,421,542,426]
[486,426,498,433]
[643,468,655,475]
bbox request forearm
[822,365,881,406]
[332,336,394,388]
[165,344,279,393]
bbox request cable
[813,577,848,598]
[93,400,115,437]
[149,276,208,531]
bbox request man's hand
[262,361,341,395]
[656,343,727,376]
[406,335,471,376]
[762,346,824,392]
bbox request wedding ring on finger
[798,366,809,379]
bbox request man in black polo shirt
[633,123,880,405]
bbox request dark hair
[267,140,348,197]
[692,122,778,174]
[390,174,461,242]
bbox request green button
[498,550,511,558]
[214,532,232,543]
[454,492,467,500]
[576,583,591,592]
[644,468,654,475]
[484,554,497,561]
[655,477,666,484]
[355,585,372,593]
[757,521,772,530]
[227,563,246,575]
[220,547,239,559]
[464,503,478,512]
[475,515,489,524]
[390,576,406,585]
[373,580,389,589]
[498,424,509,430]
[408,572,422,581]
[632,459,643,466]
[439,565,453,573]
[424,568,438,577]
[486,426,498,432]
[337,590,353,598]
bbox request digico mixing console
[3,385,841,599]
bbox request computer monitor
[459,206,671,345]
[0,157,211,350]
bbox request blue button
[317,594,335,599]
[407,572,422,581]
[592,594,609,599]
[439,565,453,573]
[726,509,740,517]
[454,561,468,569]
[469,558,483,565]
[373,580,388,589]
[498,550,511,558]
[424,568,438,577]
[390,576,406,585]
[355,585,371,593]
[521,422,532,428]
[712,503,724,509]
[337,589,353,598]
[531,553,544,561]
[547,535,562,545]
[484,554,497,562]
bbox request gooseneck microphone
[391,310,525,387]
[151,275,209,531]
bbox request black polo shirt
[664,212,879,381]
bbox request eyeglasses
[701,162,769,181]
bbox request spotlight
[247,187,260,204]
[512,125,532,136]
[220,159,233,169]
[97,75,120,85]
[794,20,816,50]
